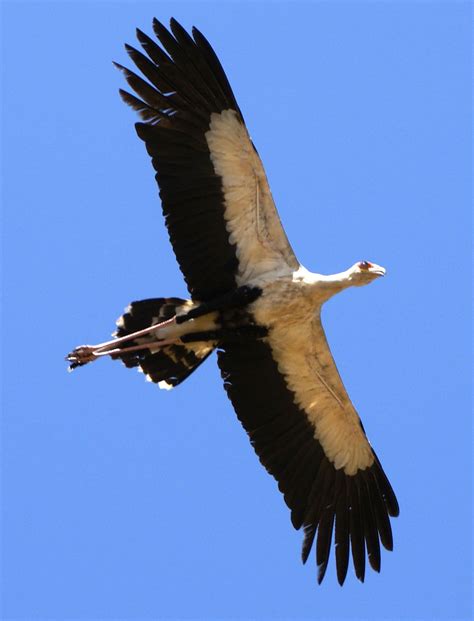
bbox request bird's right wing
[217,315,399,585]
[118,19,299,302]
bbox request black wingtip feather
[152,18,170,37]
[169,17,192,42]
[190,25,242,118]
[358,477,381,573]
[301,524,316,565]
[153,17,166,30]
[316,509,335,585]
[348,478,366,582]
[367,469,394,551]
[136,27,172,67]
[335,477,350,586]
[152,19,181,60]
[117,91,158,123]
[373,453,400,517]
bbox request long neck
[310,269,354,303]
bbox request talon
[66,345,97,367]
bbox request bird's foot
[66,345,99,370]
[66,315,179,370]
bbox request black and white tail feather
[115,298,214,388]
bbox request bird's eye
[359,261,371,270]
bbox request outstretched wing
[218,316,399,585]
[118,18,299,301]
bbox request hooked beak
[369,264,386,277]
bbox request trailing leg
[67,297,217,387]
[66,288,265,386]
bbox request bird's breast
[251,279,319,329]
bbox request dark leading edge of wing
[116,18,244,301]
[217,339,399,585]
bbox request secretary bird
[67,18,399,585]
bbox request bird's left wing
[217,315,399,585]
[118,19,299,301]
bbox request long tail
[115,298,215,389]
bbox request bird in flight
[67,18,399,585]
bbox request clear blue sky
[2,2,472,619]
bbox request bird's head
[348,260,386,286]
